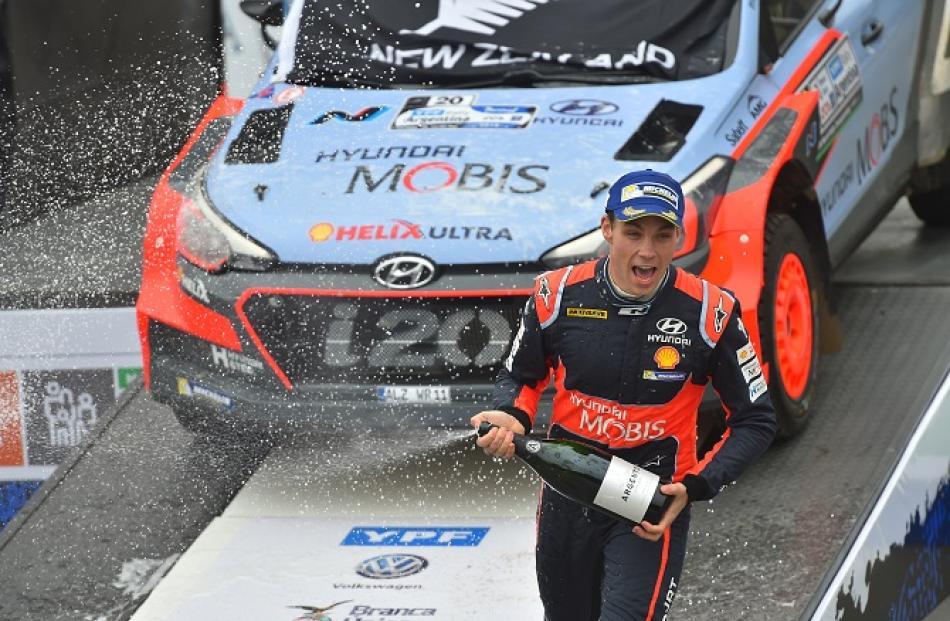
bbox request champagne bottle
[477,422,672,527]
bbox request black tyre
[758,213,821,439]
[908,190,950,227]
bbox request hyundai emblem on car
[373,255,437,289]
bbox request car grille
[241,293,527,385]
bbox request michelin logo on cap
[620,183,679,207]
[606,168,685,228]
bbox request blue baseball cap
[605,169,685,229]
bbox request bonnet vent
[225,104,294,164]
[614,100,703,162]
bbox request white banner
[131,517,542,621]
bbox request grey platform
[0,199,948,620]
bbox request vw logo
[549,99,618,116]
[356,554,428,579]
[373,255,436,289]
[656,318,688,335]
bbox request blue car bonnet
[206,82,730,266]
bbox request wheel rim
[773,253,813,400]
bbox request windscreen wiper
[428,69,668,89]
[287,69,667,91]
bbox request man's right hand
[470,410,526,459]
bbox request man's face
[601,214,681,297]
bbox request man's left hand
[633,482,688,542]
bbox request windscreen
[280,0,739,88]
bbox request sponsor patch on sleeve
[740,357,762,383]
[566,307,608,320]
[736,342,756,365]
[748,376,768,402]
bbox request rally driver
[472,169,777,621]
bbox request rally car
[136,0,950,438]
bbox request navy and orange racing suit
[493,257,777,621]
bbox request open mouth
[633,266,658,284]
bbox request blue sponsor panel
[809,372,950,621]
[0,480,42,530]
[342,526,489,547]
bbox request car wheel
[759,213,820,439]
[908,190,950,227]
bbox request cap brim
[613,210,682,228]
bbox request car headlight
[540,156,734,269]
[177,171,276,272]
[539,228,610,270]
[678,156,734,254]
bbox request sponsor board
[0,371,24,467]
[342,526,489,547]
[126,517,542,619]
[393,95,536,130]
[20,369,114,466]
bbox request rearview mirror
[240,0,284,26]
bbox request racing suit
[493,257,777,621]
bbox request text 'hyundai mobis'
[345,161,549,194]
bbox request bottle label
[593,456,660,524]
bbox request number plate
[377,385,452,404]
